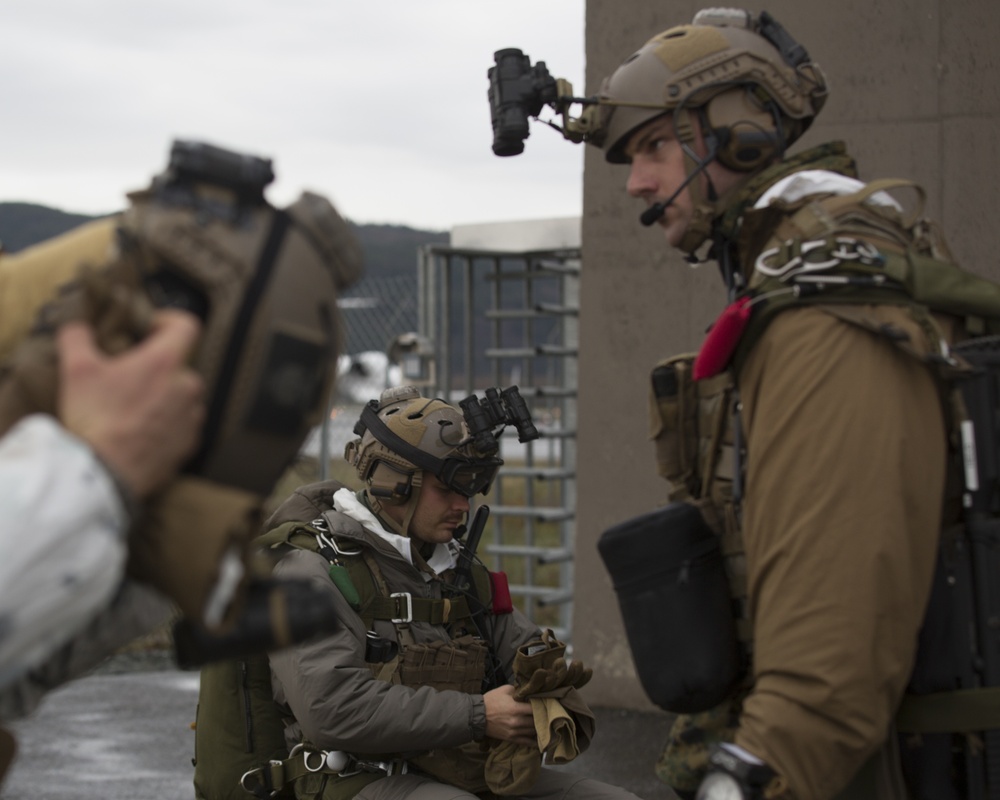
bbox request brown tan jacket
[734,304,947,798]
[0,219,115,359]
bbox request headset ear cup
[716,122,780,171]
[704,90,782,171]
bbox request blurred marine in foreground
[0,140,362,778]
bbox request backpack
[194,655,292,800]
[192,479,348,800]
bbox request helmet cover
[596,9,827,164]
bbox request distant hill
[0,201,449,281]
[0,202,107,254]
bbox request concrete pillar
[574,0,1000,708]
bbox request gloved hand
[510,629,566,683]
[485,631,596,795]
[514,655,593,700]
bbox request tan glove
[531,698,576,763]
[485,631,596,795]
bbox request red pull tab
[692,296,752,381]
[489,572,513,614]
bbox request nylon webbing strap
[241,753,312,798]
[365,594,470,625]
[896,687,1000,733]
[248,748,405,795]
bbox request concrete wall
[573,0,1000,708]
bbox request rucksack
[193,479,347,800]
[193,655,292,800]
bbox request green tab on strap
[896,687,1000,733]
[328,564,361,610]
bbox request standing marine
[490,7,1000,800]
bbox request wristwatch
[694,744,775,800]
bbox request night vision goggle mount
[154,139,275,222]
[354,386,539,497]
[459,385,539,456]
[139,139,277,321]
[487,10,818,158]
[487,49,602,157]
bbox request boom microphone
[638,145,720,227]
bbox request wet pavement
[1,659,675,800]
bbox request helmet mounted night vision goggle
[352,385,539,498]
[487,8,826,161]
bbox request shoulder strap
[256,520,323,554]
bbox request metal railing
[416,244,580,642]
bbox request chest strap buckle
[390,592,413,624]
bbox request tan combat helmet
[106,141,364,496]
[344,386,503,536]
[596,8,828,252]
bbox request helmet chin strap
[667,107,723,257]
[673,107,763,265]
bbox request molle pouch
[511,629,566,683]
[397,636,488,693]
[648,355,700,498]
[598,502,741,713]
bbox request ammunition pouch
[396,635,488,694]
[396,637,491,791]
[597,502,741,713]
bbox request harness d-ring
[303,750,327,773]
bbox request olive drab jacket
[654,142,967,800]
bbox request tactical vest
[194,506,498,800]
[647,143,1000,798]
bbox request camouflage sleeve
[734,306,945,798]
[0,414,132,691]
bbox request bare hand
[484,684,537,746]
[57,309,205,499]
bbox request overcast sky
[1,0,586,231]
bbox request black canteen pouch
[598,501,742,713]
